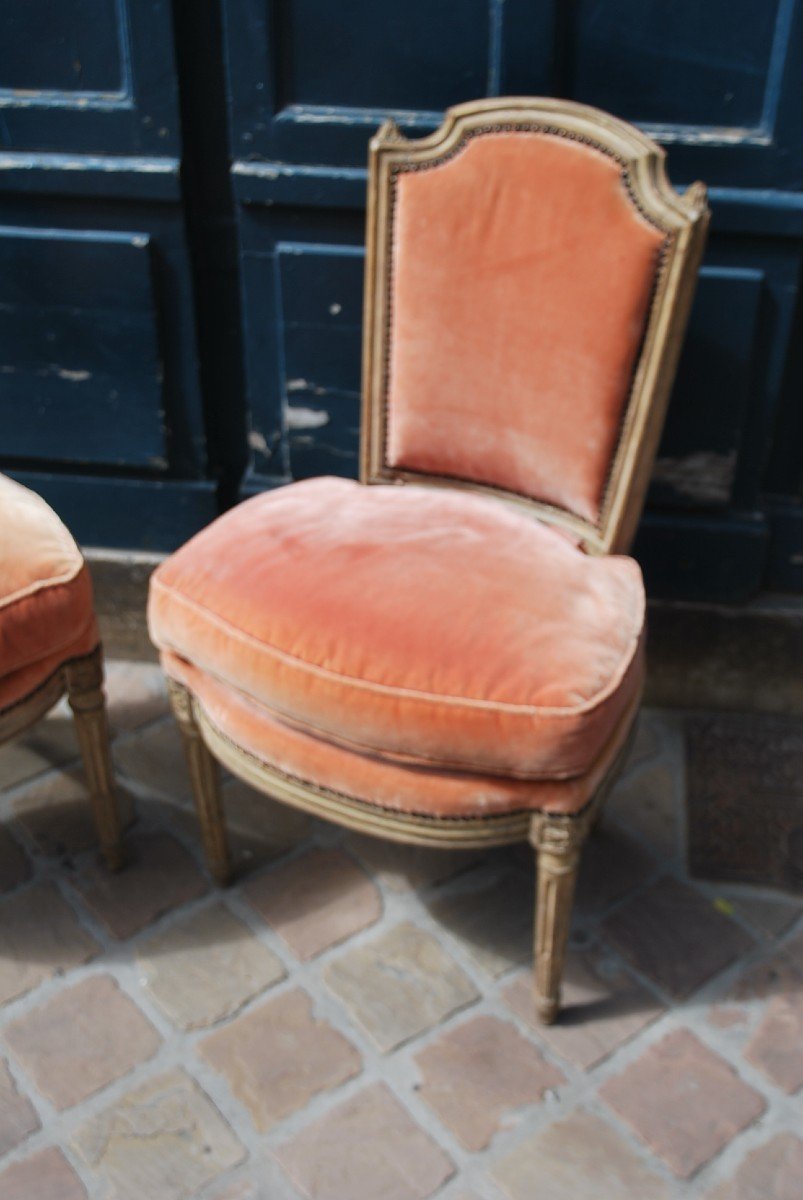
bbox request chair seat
[0,475,97,710]
[149,477,645,783]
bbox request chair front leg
[167,679,232,886]
[65,648,124,871]
[529,808,594,1024]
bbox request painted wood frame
[0,647,123,871]
[361,97,710,554]
[169,99,708,1023]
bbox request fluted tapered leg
[65,647,124,871]
[529,808,594,1024]
[167,679,232,885]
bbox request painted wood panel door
[2,1,801,598]
[0,0,216,549]
[222,0,803,600]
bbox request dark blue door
[2,1,802,602]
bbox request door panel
[570,0,782,129]
[0,227,164,467]
[0,0,214,550]
[0,0,179,154]
[275,0,489,112]
[0,0,124,94]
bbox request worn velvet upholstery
[149,477,645,810]
[387,132,665,524]
[162,651,637,818]
[0,474,98,711]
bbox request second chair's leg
[167,680,232,885]
[65,648,124,871]
[529,808,594,1024]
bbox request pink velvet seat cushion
[0,474,98,710]
[149,477,645,782]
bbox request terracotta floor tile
[624,710,675,769]
[0,883,99,1005]
[0,828,31,893]
[0,1058,39,1155]
[744,990,803,1094]
[602,876,754,999]
[244,848,381,960]
[274,1082,453,1200]
[70,832,207,939]
[781,927,803,973]
[705,1132,803,1200]
[4,975,161,1109]
[574,824,655,914]
[0,1147,86,1200]
[725,893,802,940]
[600,1029,766,1178]
[324,922,478,1051]
[137,902,285,1029]
[427,869,532,979]
[728,949,801,1005]
[606,760,681,860]
[414,1016,565,1150]
[492,1108,672,1200]
[112,719,194,804]
[72,1069,245,1200]
[198,987,361,1130]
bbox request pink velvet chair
[0,475,123,869]
[148,98,708,1022]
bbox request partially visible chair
[148,98,708,1022]
[0,474,123,869]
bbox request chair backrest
[360,97,709,554]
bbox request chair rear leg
[529,808,594,1024]
[65,648,124,871]
[167,679,232,885]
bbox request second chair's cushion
[0,474,98,699]
[149,478,645,781]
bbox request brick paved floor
[0,662,800,1199]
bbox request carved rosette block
[529,807,596,1024]
[64,648,124,871]
[168,680,232,886]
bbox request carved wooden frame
[168,99,707,1023]
[0,646,124,870]
[360,96,709,554]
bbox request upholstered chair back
[361,99,709,553]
